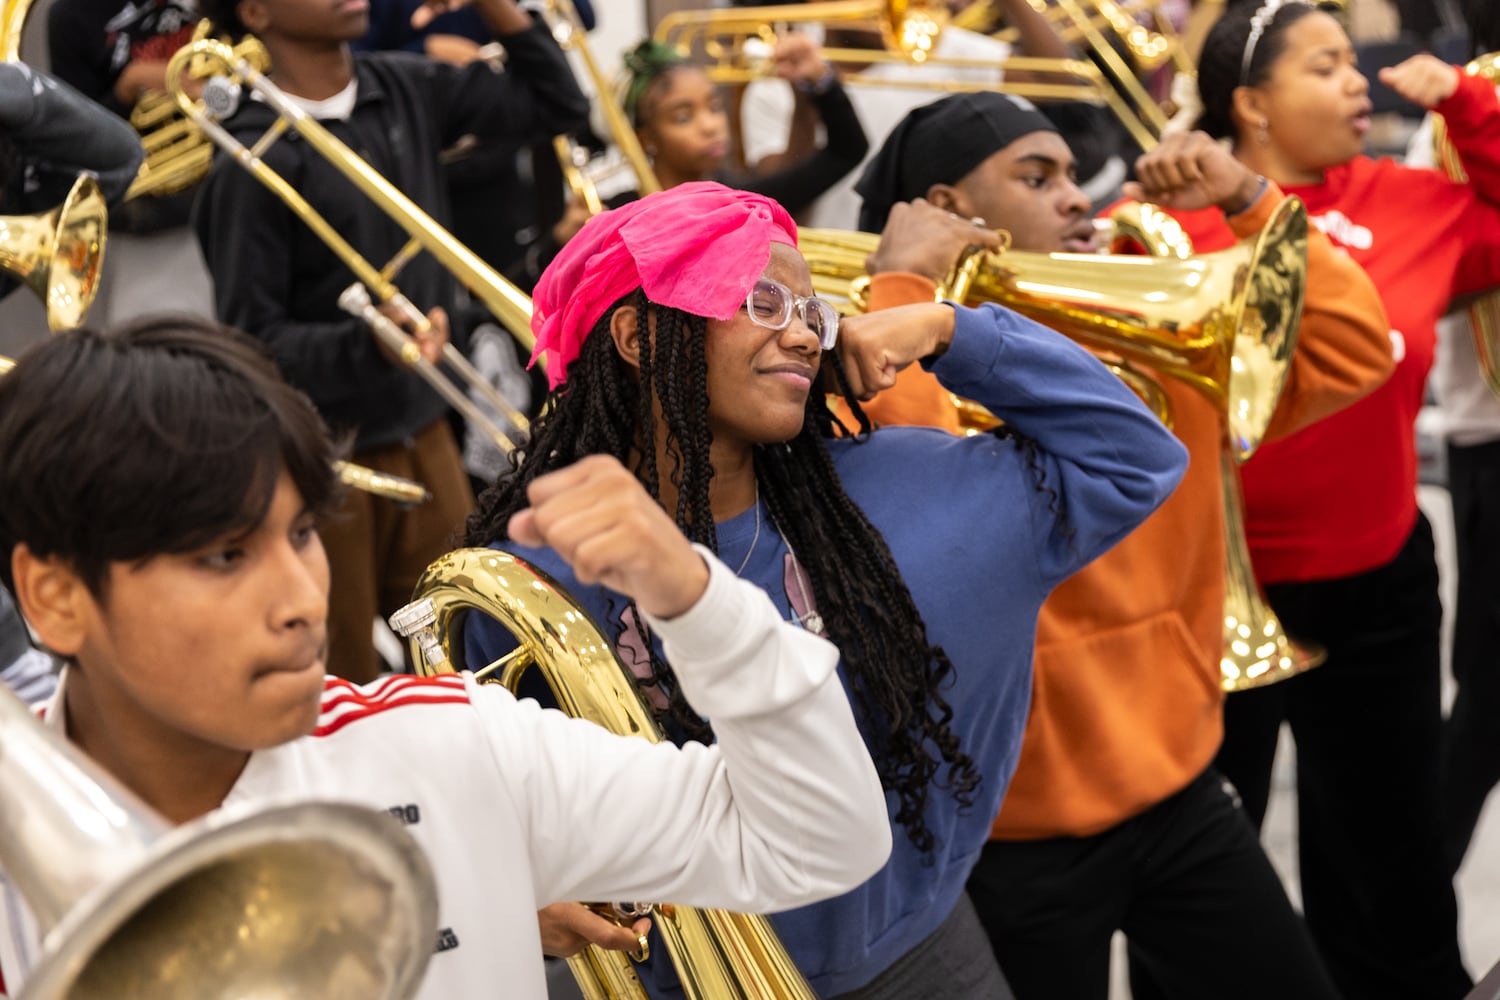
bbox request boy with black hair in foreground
[0,316,890,998]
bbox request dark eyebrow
[1014,153,1078,178]
[1307,45,1348,61]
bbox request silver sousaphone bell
[0,685,439,999]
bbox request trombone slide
[338,283,521,455]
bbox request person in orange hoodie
[845,91,1393,999]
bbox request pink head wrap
[530,181,799,389]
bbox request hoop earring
[1256,118,1270,145]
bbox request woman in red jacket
[1147,3,1500,997]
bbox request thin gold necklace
[734,484,761,576]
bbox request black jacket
[733,79,869,218]
[192,24,587,451]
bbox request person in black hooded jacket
[191,0,587,683]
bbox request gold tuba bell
[389,548,818,1000]
[0,684,439,999]
[804,195,1308,458]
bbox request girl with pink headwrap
[463,181,1188,999]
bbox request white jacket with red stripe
[0,551,890,999]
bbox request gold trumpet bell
[0,174,107,331]
[1218,449,1325,691]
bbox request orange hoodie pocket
[992,610,1225,840]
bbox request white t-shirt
[0,551,889,999]
[739,27,1014,230]
[1407,104,1500,447]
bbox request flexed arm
[479,455,891,911]
[836,299,1188,584]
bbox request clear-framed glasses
[744,277,841,350]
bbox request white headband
[1240,0,1292,86]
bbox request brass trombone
[540,0,660,214]
[654,0,1163,151]
[1434,52,1500,399]
[390,549,818,1000]
[165,32,534,455]
[956,0,1192,74]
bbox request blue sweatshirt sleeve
[926,301,1188,587]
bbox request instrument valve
[388,599,449,673]
[201,76,242,121]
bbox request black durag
[854,91,1059,233]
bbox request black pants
[1216,514,1471,1000]
[1443,439,1500,873]
[967,768,1338,1000]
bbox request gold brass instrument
[1105,205,1323,690]
[0,0,107,330]
[540,0,660,214]
[1217,443,1324,690]
[800,198,1321,690]
[123,21,225,202]
[164,33,533,455]
[389,548,818,1000]
[656,0,950,64]
[805,195,1308,458]
[1434,52,1500,398]
[0,0,25,59]
[1104,202,1323,688]
[125,92,214,199]
[654,0,1162,151]
[335,460,432,506]
[957,0,1191,75]
[0,684,438,999]
[0,173,107,331]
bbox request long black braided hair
[466,290,983,854]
